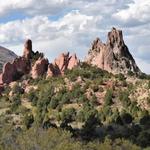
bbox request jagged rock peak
[86,27,141,75]
[47,52,79,77]
[107,27,124,47]
[23,39,34,59]
[89,37,105,53]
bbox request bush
[148,81,150,89]
[61,108,76,123]
[12,83,24,94]
[140,115,150,126]
[128,71,135,76]
[23,113,34,129]
[104,89,113,106]
[49,97,59,109]
[92,85,99,92]
[115,73,126,81]
[121,113,133,124]
[27,90,38,106]
[119,90,131,107]
[10,94,21,112]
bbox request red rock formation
[31,57,49,79]
[0,39,80,85]
[0,57,30,84]
[23,39,33,59]
[47,52,79,77]
[47,63,61,77]
[68,54,79,70]
[86,27,141,75]
[54,52,70,73]
[0,39,33,85]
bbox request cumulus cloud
[113,0,150,26]
[1,10,101,61]
[0,0,70,16]
[0,10,99,44]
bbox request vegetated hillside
[0,63,150,150]
[0,46,17,71]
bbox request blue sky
[0,0,150,73]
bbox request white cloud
[1,10,100,61]
[113,0,150,25]
[0,0,70,17]
[0,10,98,44]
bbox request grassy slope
[0,63,150,149]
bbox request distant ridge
[0,46,17,72]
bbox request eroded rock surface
[31,57,49,79]
[23,39,34,59]
[86,27,141,74]
[0,57,30,84]
[47,52,79,77]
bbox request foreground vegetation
[0,63,150,149]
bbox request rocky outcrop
[0,39,80,85]
[86,27,141,75]
[0,39,33,85]
[47,52,79,77]
[0,57,30,84]
[23,39,34,59]
[47,63,61,77]
[68,54,79,70]
[0,46,17,72]
[31,57,49,79]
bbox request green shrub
[61,108,76,123]
[104,89,113,106]
[27,90,38,106]
[23,113,34,129]
[10,94,21,112]
[115,73,126,81]
[49,97,59,109]
[12,83,24,94]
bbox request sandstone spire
[23,39,33,59]
[86,27,141,75]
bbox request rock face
[0,57,30,84]
[31,57,49,79]
[68,54,79,70]
[0,39,33,85]
[23,39,34,59]
[86,27,141,74]
[47,63,61,77]
[0,46,17,72]
[47,52,79,77]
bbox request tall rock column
[23,39,33,59]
